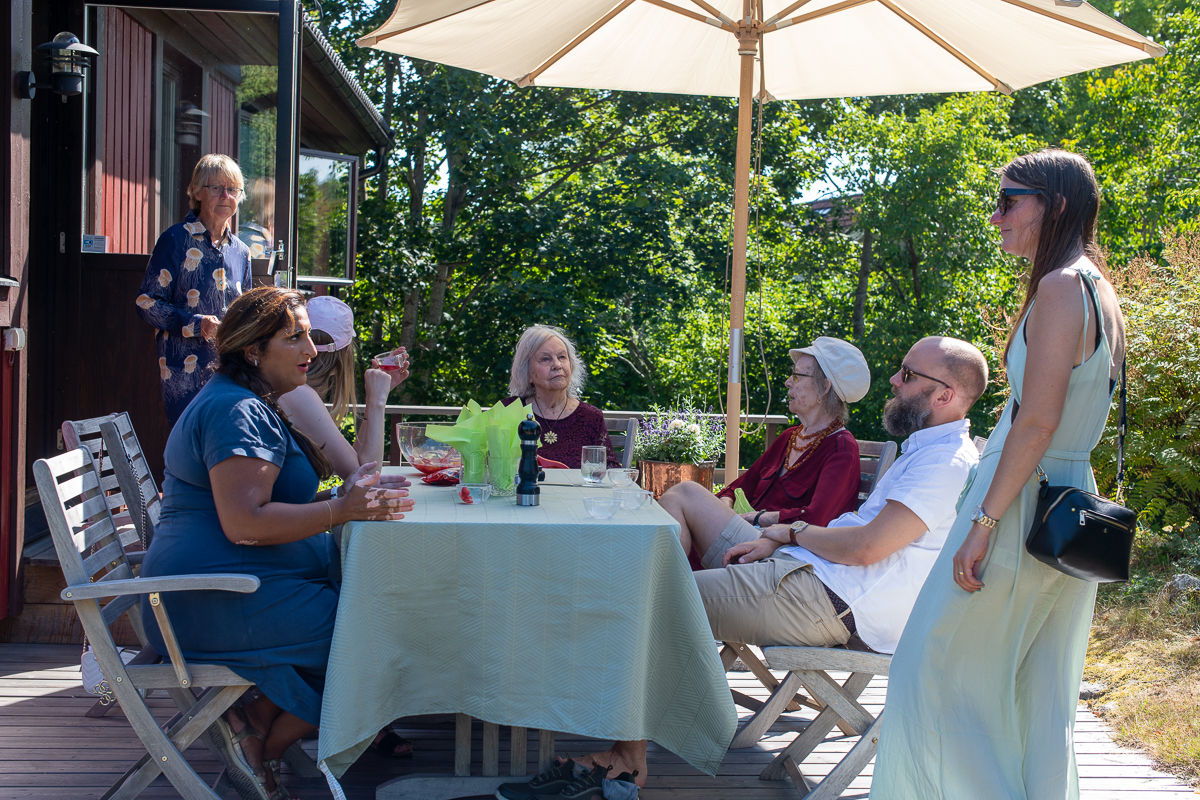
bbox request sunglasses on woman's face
[996,187,1040,215]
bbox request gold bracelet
[324,499,333,531]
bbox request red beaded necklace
[783,418,843,472]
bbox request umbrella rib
[998,0,1165,55]
[763,0,816,27]
[360,0,502,46]
[517,0,637,87]
[639,0,736,30]
[876,0,1013,93]
[764,0,874,32]
[686,0,735,26]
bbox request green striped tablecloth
[317,468,736,780]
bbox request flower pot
[637,459,716,499]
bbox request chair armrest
[62,573,260,601]
[125,550,145,566]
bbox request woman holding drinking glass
[135,154,252,425]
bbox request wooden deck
[0,643,1193,799]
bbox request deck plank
[0,643,1192,799]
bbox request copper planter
[638,460,716,498]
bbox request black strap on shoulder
[1117,359,1127,497]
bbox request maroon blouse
[500,397,620,469]
[717,427,860,526]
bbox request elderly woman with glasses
[135,154,253,425]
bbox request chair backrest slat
[857,439,899,504]
[66,492,111,529]
[101,416,161,546]
[82,540,128,577]
[607,418,638,471]
[100,593,139,627]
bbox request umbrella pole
[723,24,759,483]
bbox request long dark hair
[215,287,334,480]
[1001,149,1109,363]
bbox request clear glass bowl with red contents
[396,422,463,475]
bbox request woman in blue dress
[138,287,414,800]
[135,154,253,425]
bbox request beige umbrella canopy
[360,0,1163,476]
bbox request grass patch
[1083,525,1200,785]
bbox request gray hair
[808,358,849,424]
[508,324,588,400]
[186,154,245,212]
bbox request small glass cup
[461,451,488,485]
[614,488,653,510]
[581,446,607,485]
[458,483,491,504]
[372,349,408,373]
[607,467,639,487]
[583,496,619,519]
[489,454,520,497]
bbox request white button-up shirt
[777,418,979,653]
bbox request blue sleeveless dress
[872,263,1116,800]
[139,374,339,725]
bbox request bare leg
[658,481,743,558]
[559,740,648,788]
[240,694,317,794]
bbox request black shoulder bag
[1024,360,1137,582]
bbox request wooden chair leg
[760,671,873,782]
[482,721,500,776]
[537,729,556,773]
[783,713,883,800]
[730,671,806,749]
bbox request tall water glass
[581,446,606,485]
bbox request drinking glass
[372,349,408,373]
[581,446,606,485]
[615,488,653,510]
[607,467,639,487]
[583,497,619,519]
[489,454,520,497]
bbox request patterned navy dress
[135,212,251,425]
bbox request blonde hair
[306,329,358,422]
[508,325,587,400]
[186,154,245,213]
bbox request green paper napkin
[732,488,754,515]
[429,401,489,483]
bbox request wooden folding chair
[36,445,261,799]
[101,415,162,549]
[62,413,138,542]
[607,417,638,470]
[723,438,899,743]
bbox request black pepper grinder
[516,414,542,506]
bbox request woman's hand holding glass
[339,461,414,521]
[371,347,410,391]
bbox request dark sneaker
[495,757,578,799]
[552,764,612,800]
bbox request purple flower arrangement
[633,404,726,465]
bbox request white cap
[789,337,870,403]
[306,296,355,352]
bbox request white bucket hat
[789,337,870,403]
[306,296,355,352]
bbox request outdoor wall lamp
[17,32,99,101]
[175,102,210,147]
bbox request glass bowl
[458,483,491,504]
[607,467,639,487]
[396,422,463,475]
[583,496,619,519]
[614,488,653,510]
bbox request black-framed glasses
[202,184,245,199]
[901,363,951,389]
[790,371,815,380]
[996,187,1040,215]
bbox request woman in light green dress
[872,149,1126,800]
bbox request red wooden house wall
[99,8,153,255]
[208,75,238,159]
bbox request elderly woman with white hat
[278,296,409,482]
[658,336,870,569]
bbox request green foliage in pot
[633,405,726,465]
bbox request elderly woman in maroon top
[501,324,619,469]
[659,337,870,568]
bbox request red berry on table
[459,486,473,504]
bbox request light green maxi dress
[872,264,1115,800]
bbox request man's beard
[883,387,936,437]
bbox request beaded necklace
[783,418,843,472]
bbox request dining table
[315,467,737,791]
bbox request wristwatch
[788,520,810,546]
[970,504,999,529]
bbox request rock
[1158,574,1200,605]
[1099,702,1119,715]
[1079,681,1107,700]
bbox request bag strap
[1116,359,1127,504]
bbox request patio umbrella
[359,0,1164,477]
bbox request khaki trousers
[694,553,851,649]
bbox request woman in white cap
[278,296,408,481]
[661,336,870,568]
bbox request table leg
[482,721,500,776]
[510,727,528,776]
[537,729,556,774]
[455,713,472,777]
